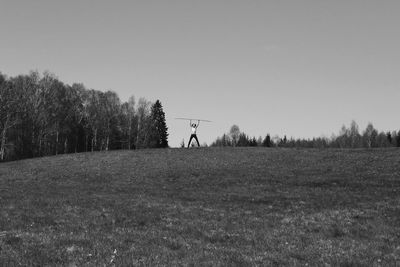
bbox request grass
[0,147,400,266]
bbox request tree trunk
[0,115,10,161]
[94,129,97,150]
[106,121,110,151]
[39,133,42,157]
[32,128,36,157]
[128,118,132,150]
[92,128,97,152]
[136,120,141,149]
[85,134,88,152]
[64,137,68,154]
[56,130,59,155]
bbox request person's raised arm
[197,120,200,128]
[189,120,192,127]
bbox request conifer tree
[263,134,271,147]
[148,100,169,148]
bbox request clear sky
[1,0,399,147]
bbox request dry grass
[0,147,400,266]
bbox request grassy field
[0,147,400,266]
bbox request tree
[249,136,258,146]
[376,131,390,147]
[337,124,349,148]
[147,100,168,148]
[262,134,272,147]
[120,97,137,150]
[229,125,240,147]
[62,84,85,153]
[278,135,287,147]
[84,90,102,151]
[135,98,151,149]
[362,123,378,148]
[313,137,329,148]
[237,133,250,146]
[211,133,232,147]
[38,72,74,155]
[100,91,121,150]
[13,71,42,158]
[392,131,399,147]
[72,83,91,152]
[386,132,392,145]
[349,120,362,148]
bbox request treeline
[211,121,400,149]
[0,71,168,161]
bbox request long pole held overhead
[175,118,212,122]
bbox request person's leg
[188,135,194,148]
[194,135,200,147]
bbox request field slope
[0,147,400,266]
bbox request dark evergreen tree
[262,134,271,147]
[148,100,168,148]
[237,133,250,146]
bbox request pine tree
[237,133,249,146]
[263,134,271,147]
[148,100,168,148]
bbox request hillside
[1,147,400,265]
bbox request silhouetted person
[188,120,200,147]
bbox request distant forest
[2,71,399,163]
[0,71,168,162]
[212,121,400,149]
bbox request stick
[175,118,212,122]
